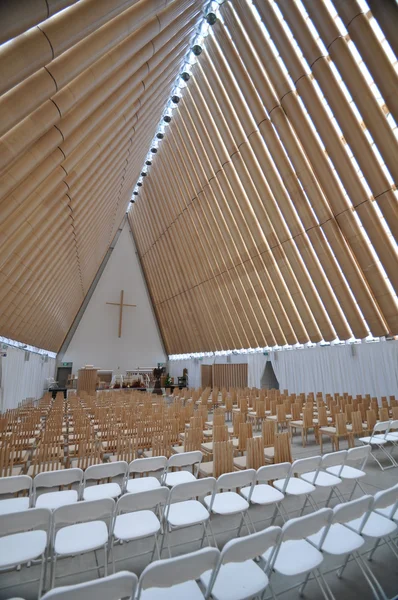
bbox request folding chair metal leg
[313,568,334,600]
[51,553,57,589]
[368,539,381,561]
[354,551,387,600]
[103,542,108,577]
[337,553,350,579]
[207,519,219,550]
[299,495,310,516]
[38,553,46,600]
[111,538,116,573]
[316,568,336,600]
[199,524,207,548]
[386,537,398,561]
[299,571,311,596]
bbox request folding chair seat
[162,451,202,487]
[82,461,127,500]
[33,468,83,509]
[305,495,386,599]
[359,421,397,469]
[136,547,219,599]
[273,456,321,515]
[161,478,216,557]
[125,457,167,493]
[200,526,281,600]
[326,445,370,500]
[240,463,290,527]
[0,507,51,599]
[300,451,346,506]
[111,487,169,569]
[41,571,138,600]
[0,474,31,515]
[51,497,115,587]
[261,508,333,600]
[204,470,256,539]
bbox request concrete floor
[1,432,398,599]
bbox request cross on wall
[106,290,136,338]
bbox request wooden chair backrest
[366,409,377,432]
[262,420,275,447]
[335,413,348,435]
[274,432,292,464]
[74,439,103,470]
[213,441,234,478]
[115,436,136,463]
[391,406,398,419]
[246,436,265,470]
[276,404,286,422]
[238,422,253,452]
[0,444,13,477]
[239,398,248,415]
[255,400,265,417]
[270,400,277,416]
[152,432,172,458]
[232,412,245,436]
[213,425,229,443]
[291,403,301,421]
[184,427,203,452]
[190,415,203,429]
[302,408,314,428]
[224,395,233,413]
[379,407,389,421]
[345,403,353,423]
[30,442,64,477]
[212,413,225,428]
[381,397,388,409]
[317,406,328,427]
[350,411,364,435]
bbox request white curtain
[0,346,56,411]
[270,341,398,399]
[247,353,268,388]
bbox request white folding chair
[0,474,32,515]
[111,487,169,571]
[161,477,216,557]
[383,419,398,462]
[126,457,167,493]
[301,451,346,507]
[34,468,83,509]
[326,445,370,500]
[375,482,398,525]
[240,463,290,528]
[41,571,138,600]
[306,495,386,600]
[162,451,203,487]
[273,456,321,516]
[201,526,281,600]
[261,508,333,600]
[83,461,128,500]
[136,547,220,599]
[204,470,256,541]
[0,507,51,599]
[359,421,397,470]
[51,497,115,587]
[349,485,398,563]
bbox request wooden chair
[201,425,229,459]
[199,441,234,478]
[234,436,265,471]
[236,422,253,455]
[274,432,293,464]
[28,442,65,476]
[319,413,350,452]
[71,439,103,470]
[110,436,136,463]
[379,407,390,422]
[290,408,316,447]
[267,403,289,432]
[347,411,367,446]
[247,400,266,431]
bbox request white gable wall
[62,222,166,374]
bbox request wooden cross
[106,290,136,338]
